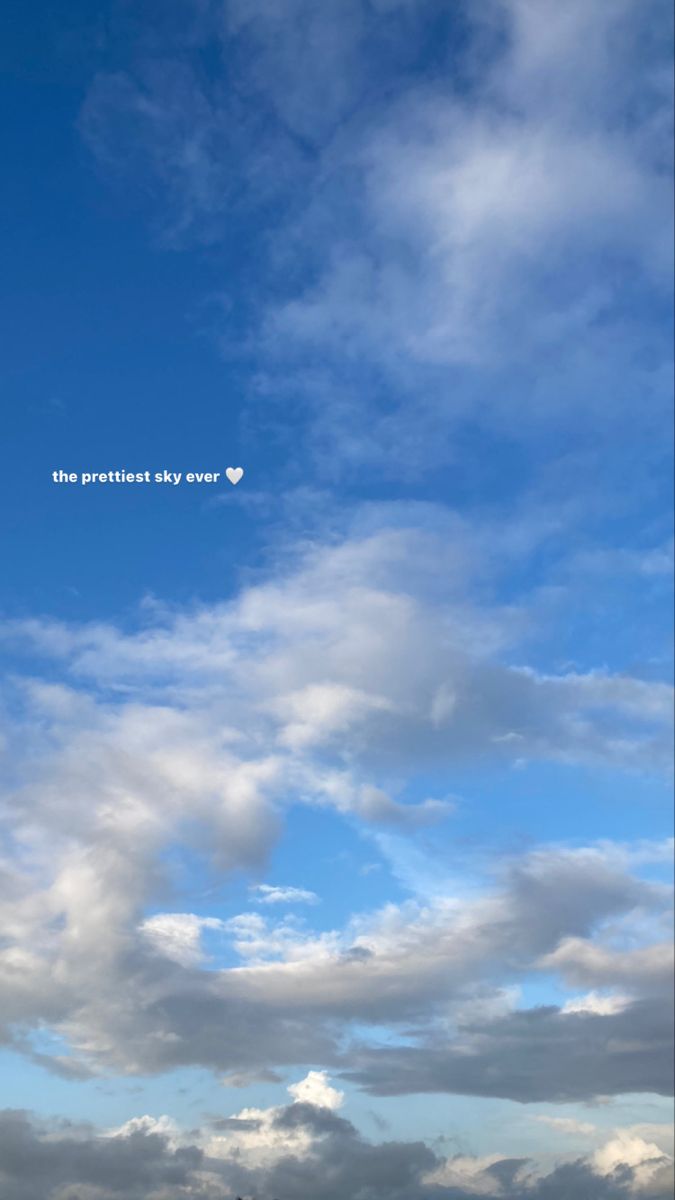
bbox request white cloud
[288,1069,344,1110]
[251,884,319,905]
[593,1130,673,1191]
[77,0,673,487]
[0,521,670,1083]
[106,1113,181,1145]
[5,526,671,786]
[260,0,671,382]
[140,913,226,966]
[534,1115,596,1136]
[561,991,630,1017]
[204,1071,344,1171]
[424,1151,525,1193]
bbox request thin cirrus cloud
[78,0,673,479]
[251,884,320,905]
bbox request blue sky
[0,2,673,1197]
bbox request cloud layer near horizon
[1,1088,673,1200]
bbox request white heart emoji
[226,467,244,485]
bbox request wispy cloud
[79,1,672,481]
[251,883,319,905]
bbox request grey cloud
[0,532,670,1087]
[521,1160,672,1200]
[542,938,674,994]
[347,998,674,1102]
[0,1107,670,1200]
[271,1101,352,1137]
[219,847,668,1029]
[49,951,339,1077]
[0,725,669,1085]
[0,1111,203,1200]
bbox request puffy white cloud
[0,706,671,1091]
[561,992,631,1017]
[106,1112,181,1145]
[287,1070,345,1111]
[593,1130,673,1192]
[140,913,226,966]
[0,520,671,1089]
[204,1071,345,1169]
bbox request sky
[0,1,673,1197]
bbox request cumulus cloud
[140,913,226,966]
[593,1132,673,1193]
[0,726,670,1094]
[0,524,670,1092]
[0,523,672,1090]
[0,1095,671,1200]
[287,1070,344,1111]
